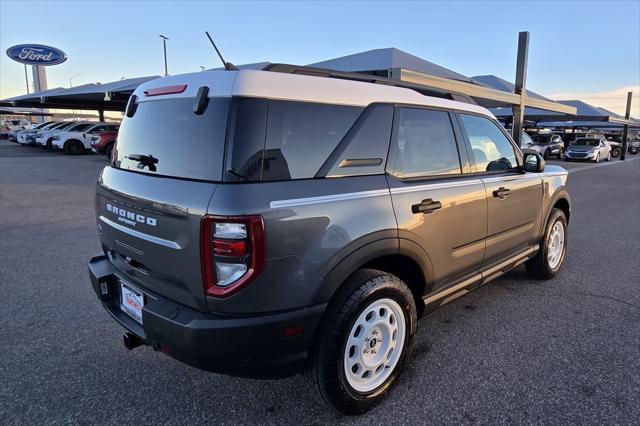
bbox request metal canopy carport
[491,100,631,125]
[0,76,160,119]
[306,46,577,116]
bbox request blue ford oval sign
[6,44,67,66]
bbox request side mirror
[523,153,545,173]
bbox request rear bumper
[87,255,325,378]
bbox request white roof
[134,69,494,118]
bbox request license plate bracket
[120,282,144,324]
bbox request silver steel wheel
[547,221,565,269]
[343,298,406,393]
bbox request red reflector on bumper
[283,325,305,337]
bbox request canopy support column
[511,31,529,147]
[620,91,632,161]
[98,109,105,122]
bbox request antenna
[205,32,237,70]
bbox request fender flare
[310,233,434,305]
[541,188,571,237]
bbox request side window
[262,100,363,181]
[90,125,106,134]
[225,98,268,182]
[459,114,517,172]
[325,104,393,178]
[391,108,461,178]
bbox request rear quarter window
[262,101,363,181]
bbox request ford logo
[6,44,67,66]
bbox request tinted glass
[574,138,600,147]
[225,98,268,182]
[460,114,517,172]
[326,104,393,177]
[89,125,107,133]
[67,123,92,132]
[114,98,230,181]
[520,131,534,147]
[262,100,363,181]
[392,108,461,178]
[532,134,552,143]
[49,122,71,130]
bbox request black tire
[305,269,417,415]
[593,153,600,163]
[525,208,568,279]
[558,148,564,159]
[104,143,114,160]
[543,149,550,160]
[612,147,621,158]
[66,140,84,155]
[564,157,571,162]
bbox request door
[550,134,563,156]
[457,113,543,267]
[387,107,487,291]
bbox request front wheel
[606,151,611,161]
[66,141,84,155]
[543,149,550,160]
[526,208,568,279]
[305,269,417,414]
[593,153,600,163]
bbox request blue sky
[1,0,639,115]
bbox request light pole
[69,73,82,87]
[159,34,169,76]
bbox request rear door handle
[411,198,442,214]
[493,187,512,199]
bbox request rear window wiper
[127,154,158,172]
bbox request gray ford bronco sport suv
[88,66,570,414]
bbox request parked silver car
[564,137,611,162]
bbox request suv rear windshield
[114,98,230,181]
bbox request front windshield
[521,132,534,146]
[66,123,92,132]
[532,134,552,144]
[574,138,600,147]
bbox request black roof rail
[263,63,477,105]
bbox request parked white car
[52,122,119,155]
[14,121,56,143]
[47,122,96,150]
[35,122,80,148]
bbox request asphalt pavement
[1,140,638,425]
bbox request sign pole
[23,64,29,94]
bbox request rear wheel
[104,143,114,160]
[66,140,84,155]
[526,208,568,279]
[612,146,621,158]
[305,269,417,414]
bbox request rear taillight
[200,215,266,298]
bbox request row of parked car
[9,120,119,157]
[520,131,639,161]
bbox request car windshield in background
[532,134,552,144]
[573,139,600,146]
[68,123,93,132]
[114,98,230,181]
